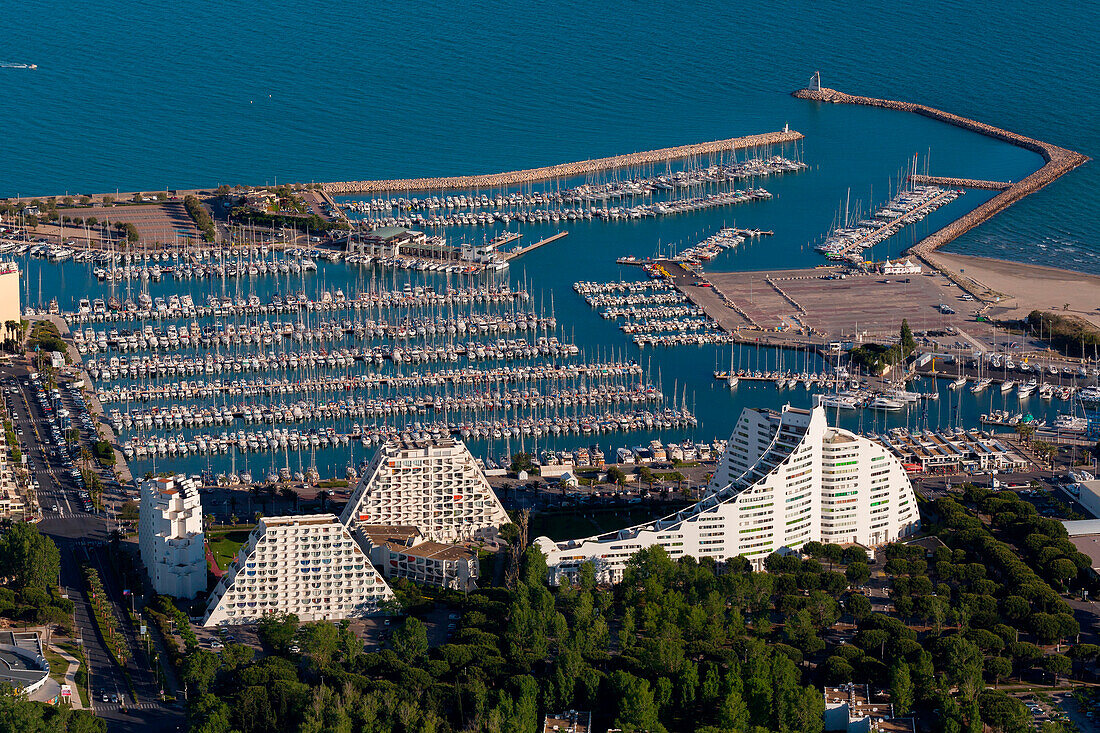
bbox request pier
[908,175,1012,191]
[317,130,803,194]
[504,231,568,261]
[791,84,1090,267]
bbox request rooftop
[542,710,591,733]
[399,541,476,562]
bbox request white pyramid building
[341,437,509,542]
[202,514,394,626]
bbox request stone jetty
[317,130,803,194]
[908,175,1012,191]
[792,85,1089,261]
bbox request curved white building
[341,437,508,542]
[536,405,920,583]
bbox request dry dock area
[668,263,980,343]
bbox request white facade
[536,405,920,583]
[0,263,19,339]
[203,514,394,626]
[341,438,509,542]
[881,258,921,276]
[138,475,206,599]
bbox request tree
[611,671,666,733]
[392,617,428,662]
[847,592,872,621]
[984,655,1012,686]
[256,612,298,651]
[900,319,916,357]
[0,523,60,590]
[1014,422,1037,445]
[889,663,913,715]
[182,649,219,695]
[845,562,870,586]
[1048,558,1077,590]
[1043,653,1071,684]
[118,500,139,523]
[606,465,627,487]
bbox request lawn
[207,530,251,570]
[56,642,88,707]
[43,647,68,688]
[528,503,691,541]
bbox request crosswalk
[91,701,162,711]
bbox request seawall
[791,86,1090,260]
[316,130,803,195]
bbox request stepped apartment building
[341,437,509,543]
[536,405,920,583]
[138,475,206,598]
[203,514,394,626]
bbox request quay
[316,130,803,194]
[504,231,568,261]
[791,83,1090,268]
[908,175,1012,191]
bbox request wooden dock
[504,231,568,261]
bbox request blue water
[1,2,1095,479]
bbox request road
[3,363,183,731]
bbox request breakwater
[317,130,803,194]
[908,175,1012,191]
[792,86,1089,263]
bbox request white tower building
[0,262,20,340]
[202,514,394,626]
[341,438,509,542]
[536,405,920,584]
[138,474,206,599]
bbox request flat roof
[1063,519,1100,536]
[400,541,475,562]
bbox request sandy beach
[926,251,1100,329]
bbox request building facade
[203,514,394,626]
[138,475,206,598]
[0,262,20,340]
[341,438,509,542]
[358,524,480,592]
[535,405,920,583]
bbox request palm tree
[1014,422,1037,445]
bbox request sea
[0,1,1096,480]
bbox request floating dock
[504,231,568,261]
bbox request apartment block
[536,404,921,583]
[341,437,509,542]
[358,524,479,592]
[138,474,206,599]
[202,514,393,626]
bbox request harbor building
[138,475,206,599]
[873,428,1030,474]
[202,514,394,626]
[535,405,920,583]
[880,258,921,276]
[341,437,509,543]
[0,262,19,340]
[358,524,480,592]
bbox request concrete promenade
[317,129,803,194]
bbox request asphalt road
[3,363,183,731]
